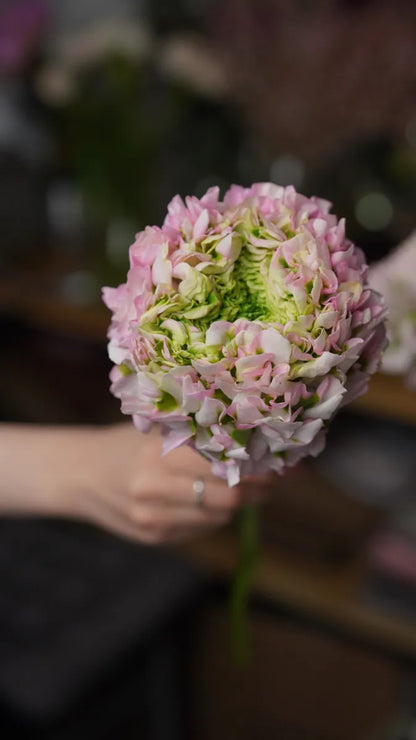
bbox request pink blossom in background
[0,0,48,74]
[369,232,416,388]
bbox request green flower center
[138,222,305,367]
[218,249,274,323]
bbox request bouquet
[103,182,387,656]
[369,232,416,389]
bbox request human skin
[0,423,271,544]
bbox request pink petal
[162,423,193,454]
[193,208,209,240]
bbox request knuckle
[134,508,173,543]
[125,476,142,500]
[126,483,138,501]
[142,513,161,532]
[131,507,159,531]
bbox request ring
[192,478,205,507]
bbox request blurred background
[1,0,416,738]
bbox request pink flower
[104,183,387,485]
[369,232,416,388]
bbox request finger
[157,474,274,509]
[131,501,231,533]
[138,473,243,512]
[79,500,159,545]
[80,489,229,547]
[164,448,278,505]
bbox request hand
[71,424,273,545]
[0,423,274,545]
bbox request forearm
[0,423,97,517]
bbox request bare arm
[0,423,270,544]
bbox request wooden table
[179,531,416,661]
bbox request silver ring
[192,478,205,507]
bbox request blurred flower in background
[2,0,416,288]
[369,231,416,388]
[36,15,157,266]
[33,10,245,285]
[157,32,228,99]
[36,18,153,104]
[211,0,416,163]
[0,0,48,75]
[209,0,416,260]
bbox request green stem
[229,503,259,665]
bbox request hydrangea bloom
[369,232,416,388]
[103,183,387,486]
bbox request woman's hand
[0,423,273,545]
[72,424,272,544]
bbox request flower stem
[229,503,259,664]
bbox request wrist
[0,424,102,519]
